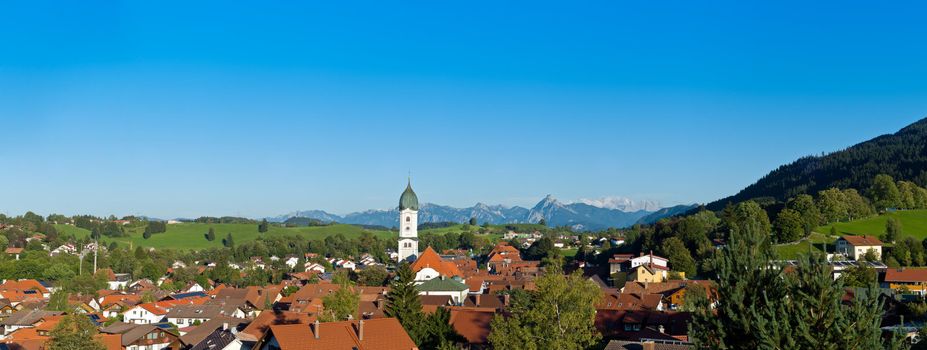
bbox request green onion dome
[399,181,419,211]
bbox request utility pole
[93,239,98,274]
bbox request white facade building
[397,180,420,262]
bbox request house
[609,254,634,275]
[486,243,523,272]
[284,255,300,269]
[622,281,714,310]
[884,268,927,295]
[179,319,246,350]
[836,235,883,260]
[239,310,315,343]
[3,248,22,261]
[604,339,692,350]
[629,264,674,283]
[631,252,669,270]
[411,247,463,282]
[50,244,77,256]
[449,308,495,347]
[100,322,180,350]
[304,262,326,273]
[165,304,231,327]
[415,277,469,305]
[255,318,417,350]
[124,303,169,325]
[0,310,62,336]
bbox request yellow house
[885,268,927,295]
[628,264,685,283]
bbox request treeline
[193,216,256,224]
[603,173,927,278]
[708,117,927,210]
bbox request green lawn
[774,232,836,260]
[818,209,927,240]
[55,222,502,251]
[57,223,394,250]
[774,209,927,259]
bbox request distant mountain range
[706,117,927,211]
[267,195,695,231]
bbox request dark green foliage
[356,265,389,286]
[885,217,903,244]
[870,174,902,211]
[787,194,822,235]
[205,227,216,241]
[659,237,696,277]
[194,216,256,224]
[707,118,927,211]
[689,220,904,349]
[222,233,235,248]
[142,230,151,239]
[144,221,167,235]
[47,314,106,350]
[773,208,805,243]
[420,307,464,349]
[385,263,425,344]
[841,263,877,288]
[525,237,558,260]
[469,217,477,226]
[258,219,269,233]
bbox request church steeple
[397,179,420,262]
[399,179,420,211]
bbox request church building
[397,180,420,262]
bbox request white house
[50,244,76,256]
[415,277,469,305]
[124,304,167,325]
[630,253,669,270]
[836,235,883,260]
[284,256,300,269]
[304,263,326,273]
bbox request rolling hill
[707,117,927,211]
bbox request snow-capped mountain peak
[573,196,661,212]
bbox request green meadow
[774,209,927,259]
[818,209,927,240]
[54,222,505,250]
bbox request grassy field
[774,232,835,259]
[774,210,927,259]
[55,222,504,250]
[818,209,927,240]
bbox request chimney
[358,320,364,341]
[658,325,665,334]
[222,322,229,331]
[503,293,510,306]
[642,341,656,350]
[475,294,481,306]
[313,320,320,339]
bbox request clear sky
[2,1,926,219]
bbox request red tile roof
[885,268,927,283]
[265,318,417,350]
[449,309,494,344]
[840,235,883,246]
[411,247,462,278]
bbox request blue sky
[1,1,926,218]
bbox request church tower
[397,179,420,262]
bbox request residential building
[256,318,417,350]
[836,235,883,260]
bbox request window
[406,216,411,222]
[405,226,410,231]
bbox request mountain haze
[269,195,693,231]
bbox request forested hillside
[707,117,927,210]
